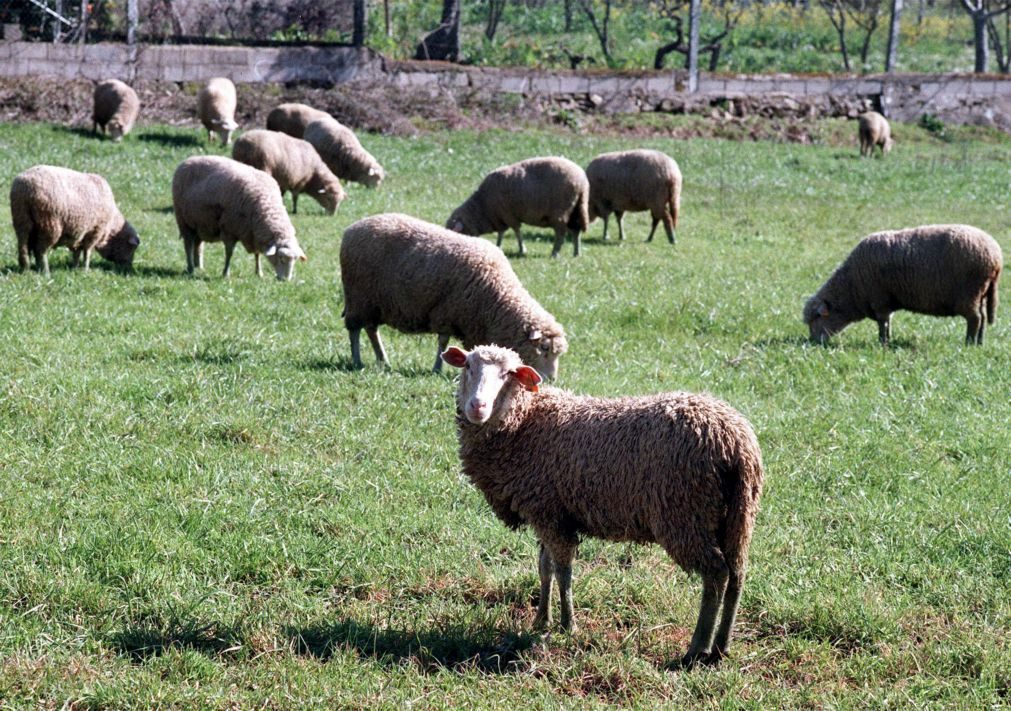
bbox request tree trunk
[885,0,902,71]
[973,9,988,72]
[564,0,573,31]
[577,0,614,64]
[654,40,682,70]
[486,0,506,41]
[415,0,461,61]
[687,0,701,91]
[384,0,391,37]
[353,0,367,47]
[78,0,88,44]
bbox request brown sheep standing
[441,344,764,669]
[92,79,140,142]
[446,157,590,258]
[197,77,239,145]
[858,111,894,157]
[586,149,683,243]
[265,102,330,139]
[804,224,1002,345]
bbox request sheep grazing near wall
[92,79,140,142]
[197,77,239,145]
[232,129,346,215]
[172,156,306,281]
[265,102,331,139]
[303,117,384,188]
[446,156,589,257]
[10,164,140,275]
[804,224,1002,345]
[442,344,764,669]
[340,213,567,377]
[586,149,683,243]
[858,111,894,157]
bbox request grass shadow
[50,125,100,139]
[138,131,202,148]
[147,205,176,214]
[288,618,536,674]
[302,356,362,373]
[111,619,242,662]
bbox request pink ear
[511,365,542,392]
[818,303,830,318]
[441,346,468,368]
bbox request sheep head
[442,345,541,426]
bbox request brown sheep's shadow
[148,205,176,214]
[302,358,439,378]
[49,125,101,140]
[286,618,536,675]
[137,132,202,148]
[109,618,243,662]
[92,262,182,278]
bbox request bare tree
[885,0,903,71]
[576,0,615,64]
[958,0,1011,72]
[652,0,742,72]
[819,0,883,70]
[384,0,392,37]
[988,5,1011,71]
[416,0,461,61]
[486,0,507,41]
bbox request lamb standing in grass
[858,111,893,157]
[172,156,306,281]
[340,213,567,376]
[586,149,682,243]
[804,224,1002,345]
[92,79,139,142]
[303,117,384,188]
[232,129,346,215]
[265,102,330,139]
[197,77,239,145]
[441,344,764,669]
[10,165,140,275]
[446,157,590,257]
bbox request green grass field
[0,119,1008,708]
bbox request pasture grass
[0,119,1008,707]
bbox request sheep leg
[82,248,92,271]
[663,212,676,244]
[183,238,196,274]
[709,570,744,663]
[194,241,204,270]
[601,213,610,241]
[682,567,729,668]
[513,227,527,257]
[221,241,235,278]
[34,246,50,277]
[255,253,263,278]
[877,316,891,345]
[553,544,578,632]
[965,311,983,346]
[18,241,30,271]
[71,249,81,269]
[616,211,626,241]
[532,543,555,629]
[550,228,566,259]
[496,230,506,248]
[291,192,299,214]
[432,334,450,373]
[647,217,660,243]
[348,328,363,369]
[366,327,389,366]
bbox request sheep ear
[368,168,377,176]
[441,347,468,368]
[264,243,278,257]
[511,365,541,393]
[818,303,830,318]
[527,328,542,342]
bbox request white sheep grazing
[586,149,683,243]
[10,164,140,276]
[232,129,346,215]
[446,156,590,258]
[858,111,894,157]
[303,117,385,188]
[197,77,239,145]
[340,213,567,377]
[442,344,764,669]
[92,79,140,142]
[172,156,306,281]
[265,102,330,139]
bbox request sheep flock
[3,74,1006,674]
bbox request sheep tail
[721,437,764,581]
[985,272,999,325]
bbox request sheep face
[97,222,141,268]
[107,119,125,142]
[317,176,347,215]
[883,136,895,154]
[442,345,542,425]
[264,242,307,281]
[803,296,851,343]
[445,208,476,236]
[517,331,567,381]
[363,165,384,188]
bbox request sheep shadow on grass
[137,131,202,148]
[287,618,537,674]
[110,619,243,663]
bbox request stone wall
[1,39,1009,129]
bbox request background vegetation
[0,117,1008,706]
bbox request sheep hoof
[677,649,714,670]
